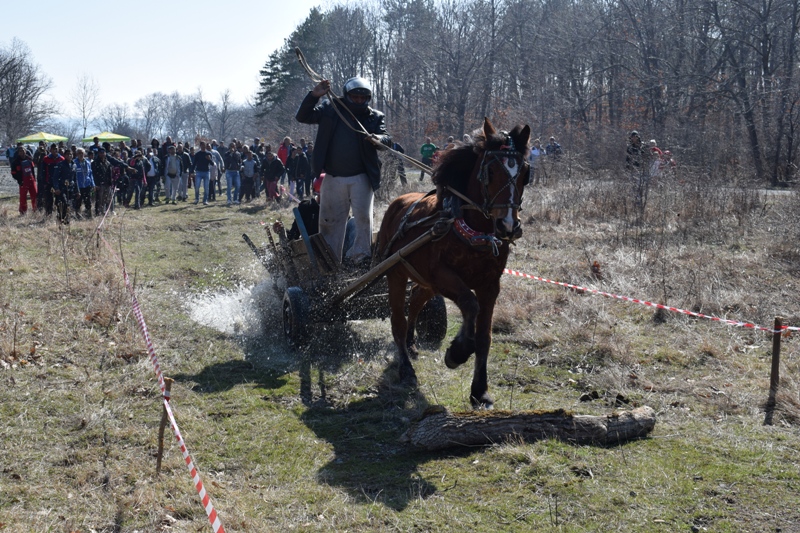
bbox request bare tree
[162,91,193,141]
[69,73,100,140]
[97,103,136,138]
[194,89,248,142]
[135,92,166,141]
[0,38,54,145]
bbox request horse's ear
[483,117,496,137]
[513,125,531,151]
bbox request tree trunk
[400,406,656,451]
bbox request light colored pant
[319,172,373,262]
[166,174,179,200]
[178,172,189,199]
[226,171,240,203]
[194,171,210,202]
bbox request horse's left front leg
[470,284,500,409]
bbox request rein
[296,47,434,175]
[296,48,369,138]
[295,48,524,258]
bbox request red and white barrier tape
[99,233,226,532]
[504,268,798,334]
[164,398,226,533]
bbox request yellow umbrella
[16,131,69,143]
[82,131,131,143]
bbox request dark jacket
[42,153,64,186]
[10,151,31,184]
[128,156,152,185]
[223,150,242,173]
[92,158,113,186]
[193,150,214,172]
[286,153,310,181]
[261,157,284,182]
[179,151,193,173]
[295,92,391,191]
[146,155,162,178]
[14,157,36,185]
[52,160,79,200]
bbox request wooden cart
[243,207,448,347]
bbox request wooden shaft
[329,230,435,306]
[156,377,174,474]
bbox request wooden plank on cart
[310,233,339,274]
[294,207,321,278]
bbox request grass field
[1,163,799,532]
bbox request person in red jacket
[15,149,37,215]
[39,144,64,215]
[277,136,293,186]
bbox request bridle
[453,132,529,220]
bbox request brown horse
[377,118,531,408]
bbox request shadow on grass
[175,298,454,511]
[170,318,388,396]
[299,360,460,512]
[171,358,289,393]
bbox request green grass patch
[1,182,800,531]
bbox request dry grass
[1,166,800,532]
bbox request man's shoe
[193,200,199,205]
[203,201,208,205]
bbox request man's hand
[365,134,387,150]
[311,80,330,98]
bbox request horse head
[473,118,531,242]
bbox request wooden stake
[156,377,174,473]
[764,317,782,426]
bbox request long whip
[295,47,434,176]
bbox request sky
[4,0,325,118]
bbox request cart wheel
[283,287,310,347]
[416,295,447,348]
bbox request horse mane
[432,125,529,200]
[432,142,476,195]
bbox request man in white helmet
[296,76,392,269]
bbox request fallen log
[400,405,656,451]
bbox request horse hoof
[444,348,460,369]
[407,344,419,361]
[470,393,494,410]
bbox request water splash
[186,281,279,336]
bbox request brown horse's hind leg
[469,285,500,409]
[387,270,417,386]
[405,285,435,359]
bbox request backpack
[287,198,320,240]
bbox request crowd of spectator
[7,136,319,223]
